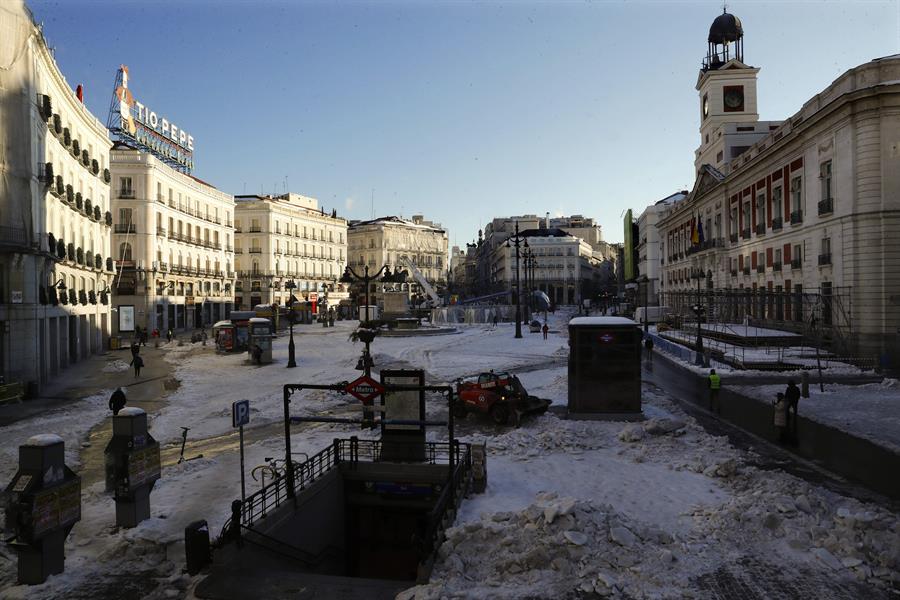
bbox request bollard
[104,407,160,527]
[3,434,81,584]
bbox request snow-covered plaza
[1,313,899,599]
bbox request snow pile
[473,416,605,458]
[101,359,131,373]
[404,492,698,599]
[689,476,900,589]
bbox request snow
[1,307,898,598]
[569,316,637,326]
[24,433,64,446]
[117,407,146,417]
[736,378,900,452]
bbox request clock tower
[695,10,760,172]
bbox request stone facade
[660,52,900,365]
[347,215,448,303]
[0,2,114,390]
[110,146,236,333]
[233,194,348,309]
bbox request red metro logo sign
[345,376,385,404]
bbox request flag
[690,214,700,246]
[697,217,705,244]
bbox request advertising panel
[111,65,195,172]
[118,305,135,332]
[31,479,81,539]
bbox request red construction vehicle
[454,371,551,426]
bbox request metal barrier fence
[221,438,469,539]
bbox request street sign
[345,375,385,404]
[232,400,250,428]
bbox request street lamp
[691,268,708,364]
[285,280,297,368]
[505,222,526,339]
[523,245,536,316]
[340,264,402,376]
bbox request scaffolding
[658,285,861,369]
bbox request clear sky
[29,0,899,246]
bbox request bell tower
[695,10,760,171]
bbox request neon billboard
[108,65,195,173]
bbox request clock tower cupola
[695,9,760,172]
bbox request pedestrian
[134,325,142,346]
[130,341,140,359]
[492,313,498,329]
[785,379,801,442]
[230,499,243,548]
[773,392,788,443]
[108,387,127,415]
[130,354,144,378]
[542,323,549,340]
[166,328,173,343]
[644,337,654,363]
[707,369,721,414]
[140,328,148,347]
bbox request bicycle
[178,426,204,464]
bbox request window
[772,186,782,228]
[730,207,738,235]
[792,244,801,267]
[756,192,766,229]
[774,248,782,268]
[820,160,833,200]
[819,237,832,266]
[119,177,133,198]
[118,242,132,261]
[119,207,133,224]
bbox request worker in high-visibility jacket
[707,369,721,414]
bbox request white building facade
[110,146,236,333]
[347,216,448,302]
[636,192,686,306]
[659,12,900,366]
[0,2,114,391]
[233,194,348,309]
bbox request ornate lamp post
[285,280,297,368]
[523,246,536,314]
[505,222,526,339]
[691,268,707,364]
[340,265,400,376]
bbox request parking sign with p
[232,400,250,428]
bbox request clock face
[723,87,744,111]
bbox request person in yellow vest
[707,369,721,414]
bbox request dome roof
[708,12,743,44]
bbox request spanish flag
[690,214,700,246]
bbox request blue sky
[29,0,899,245]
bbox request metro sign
[346,375,385,404]
[598,333,616,344]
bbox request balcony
[159,262,168,272]
[773,262,782,271]
[730,269,738,277]
[729,233,738,243]
[790,210,803,225]
[114,224,136,234]
[771,217,783,231]
[756,265,765,274]
[755,223,766,235]
[791,258,802,269]
[741,228,751,239]
[249,226,262,233]
[118,190,135,199]
[156,194,165,204]
[234,226,242,233]
[743,267,751,275]
[248,248,262,254]
[234,248,243,254]
[818,198,833,216]
[156,227,166,237]
[818,253,832,266]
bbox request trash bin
[184,520,210,575]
